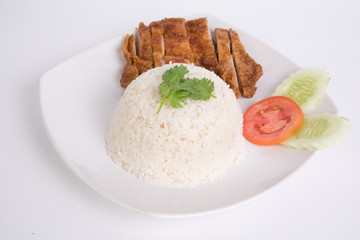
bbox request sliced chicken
[185,18,218,71]
[135,22,153,74]
[229,28,263,97]
[150,20,165,67]
[120,18,263,96]
[137,22,153,62]
[164,18,194,63]
[122,34,133,63]
[149,20,164,28]
[215,28,241,98]
[164,55,193,64]
[120,64,139,88]
[133,56,153,74]
[120,34,139,88]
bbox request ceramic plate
[40,14,337,217]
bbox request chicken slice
[164,55,193,64]
[185,18,218,71]
[133,56,153,74]
[137,22,153,62]
[150,20,165,67]
[164,18,194,63]
[122,34,132,63]
[133,22,153,74]
[120,34,139,88]
[149,20,164,28]
[215,28,241,98]
[120,64,139,88]
[229,28,263,97]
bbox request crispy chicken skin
[152,51,164,67]
[215,28,241,98]
[138,22,153,62]
[185,18,218,71]
[133,56,153,74]
[164,55,193,64]
[164,18,194,63]
[120,64,139,88]
[134,22,153,74]
[229,28,263,97]
[120,18,263,96]
[150,21,165,67]
[149,20,164,28]
[120,34,139,88]
[122,34,132,63]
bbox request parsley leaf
[186,78,215,100]
[162,65,188,87]
[156,65,216,114]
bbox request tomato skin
[243,96,304,146]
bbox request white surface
[1,0,359,238]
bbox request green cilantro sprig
[156,65,216,114]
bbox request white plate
[40,14,337,217]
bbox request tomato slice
[243,96,304,145]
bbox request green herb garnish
[156,65,216,114]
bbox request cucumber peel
[272,68,330,113]
[282,113,352,150]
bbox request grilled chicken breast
[185,18,218,71]
[119,18,263,98]
[215,28,241,98]
[135,22,153,74]
[164,55,193,64]
[150,20,165,67]
[229,28,263,97]
[138,22,153,62]
[120,34,139,88]
[164,18,194,63]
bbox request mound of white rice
[106,63,245,187]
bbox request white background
[1,0,360,239]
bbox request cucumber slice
[272,68,330,113]
[282,113,352,150]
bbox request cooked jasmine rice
[106,63,245,187]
